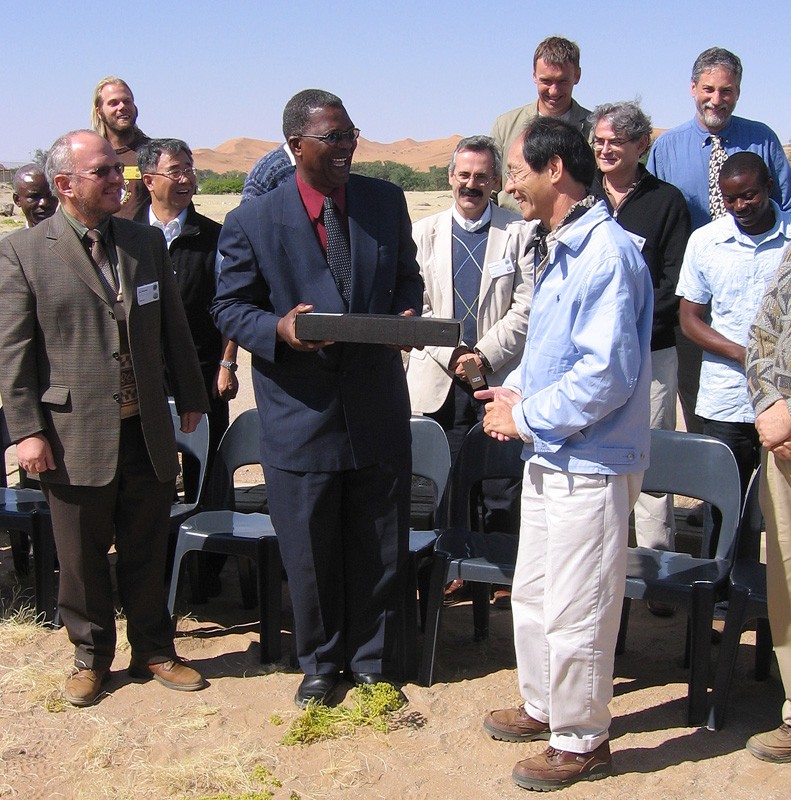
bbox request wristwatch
[219,360,238,373]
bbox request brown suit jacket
[0,209,208,486]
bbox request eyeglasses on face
[148,167,197,181]
[64,162,125,180]
[300,128,360,146]
[592,137,634,150]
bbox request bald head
[12,163,58,227]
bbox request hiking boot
[128,658,206,691]
[483,704,550,742]
[512,740,612,790]
[746,724,791,763]
[64,667,110,707]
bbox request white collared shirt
[451,201,492,233]
[149,206,188,248]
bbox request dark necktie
[85,228,118,296]
[708,134,728,221]
[323,195,352,306]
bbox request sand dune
[193,135,462,174]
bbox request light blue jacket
[505,201,653,475]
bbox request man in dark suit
[212,89,423,707]
[0,130,209,707]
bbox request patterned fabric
[451,220,489,346]
[85,229,118,295]
[323,195,352,306]
[708,134,729,220]
[746,244,791,417]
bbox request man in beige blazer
[0,130,209,707]
[407,135,534,538]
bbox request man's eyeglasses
[300,128,360,146]
[64,163,125,180]
[503,166,528,183]
[148,167,197,181]
[592,137,634,150]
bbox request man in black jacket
[137,139,239,484]
[590,102,691,582]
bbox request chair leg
[30,514,59,625]
[707,586,749,730]
[418,553,450,686]
[400,554,419,681]
[472,582,491,641]
[237,556,258,609]
[256,538,282,663]
[755,617,773,681]
[615,598,631,655]
[186,551,209,605]
[9,529,31,576]
[687,584,716,726]
[167,541,190,618]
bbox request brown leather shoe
[128,658,206,691]
[64,667,110,707]
[746,723,791,762]
[443,579,471,606]
[512,740,612,790]
[483,704,551,742]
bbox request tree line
[195,162,450,194]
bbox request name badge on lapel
[488,257,515,279]
[136,281,159,305]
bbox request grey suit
[0,209,208,669]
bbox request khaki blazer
[0,209,208,486]
[406,203,536,414]
[491,99,592,212]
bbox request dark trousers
[43,416,176,670]
[701,417,760,554]
[263,456,411,676]
[676,325,705,434]
[429,382,521,534]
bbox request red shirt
[295,173,348,253]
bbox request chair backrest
[642,429,742,560]
[205,408,263,508]
[444,421,524,528]
[169,400,210,504]
[409,416,452,517]
[735,466,764,562]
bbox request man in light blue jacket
[479,118,653,791]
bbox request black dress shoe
[295,673,339,709]
[350,672,407,704]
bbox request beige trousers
[760,449,791,725]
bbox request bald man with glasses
[0,130,209,708]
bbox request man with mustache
[407,135,534,550]
[91,76,151,219]
[677,152,791,523]
[648,48,791,439]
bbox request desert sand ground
[0,190,788,799]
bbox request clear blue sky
[4,0,790,165]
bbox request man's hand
[16,434,56,474]
[756,400,791,450]
[214,366,239,401]
[450,347,485,381]
[392,308,423,352]
[276,303,334,352]
[475,386,522,441]
[179,412,203,434]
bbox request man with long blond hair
[91,76,150,218]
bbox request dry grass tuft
[0,655,67,712]
[145,742,280,798]
[0,590,48,649]
[163,703,220,731]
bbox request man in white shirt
[677,151,791,519]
